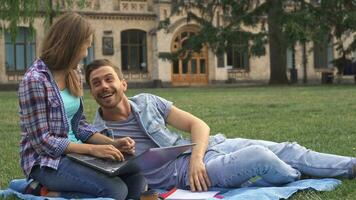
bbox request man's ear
[122,79,128,92]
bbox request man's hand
[189,157,211,192]
[166,106,211,191]
[113,137,135,155]
[90,144,125,161]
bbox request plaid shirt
[18,59,96,178]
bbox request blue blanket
[0,178,341,200]
[209,179,341,200]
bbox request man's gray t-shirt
[105,112,158,155]
[105,95,171,155]
[104,94,190,189]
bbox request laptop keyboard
[88,154,136,169]
[90,158,126,169]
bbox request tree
[267,0,288,84]
[163,0,269,77]
[0,0,84,41]
[166,0,353,84]
[310,1,356,77]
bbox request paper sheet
[165,189,219,200]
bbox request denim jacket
[92,93,226,149]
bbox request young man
[85,59,356,191]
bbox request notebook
[67,143,195,176]
[161,188,221,200]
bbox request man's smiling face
[89,65,127,109]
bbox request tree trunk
[267,0,289,84]
[302,41,308,83]
[49,0,54,25]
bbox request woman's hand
[90,144,125,161]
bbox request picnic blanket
[0,178,341,200]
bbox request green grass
[1,85,356,199]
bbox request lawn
[1,85,356,199]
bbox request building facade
[0,0,340,87]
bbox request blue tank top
[60,88,81,143]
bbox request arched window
[5,27,36,73]
[121,29,147,72]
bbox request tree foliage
[165,0,356,84]
[0,0,84,42]
[310,0,356,74]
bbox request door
[171,28,208,86]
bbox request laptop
[67,143,195,176]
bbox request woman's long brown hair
[40,12,94,97]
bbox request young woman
[18,12,146,200]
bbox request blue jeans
[202,138,356,188]
[30,156,146,199]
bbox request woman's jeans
[200,138,356,188]
[30,156,146,200]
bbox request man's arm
[86,133,136,154]
[86,132,114,144]
[166,106,211,191]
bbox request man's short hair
[84,59,124,88]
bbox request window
[217,52,225,68]
[226,46,249,70]
[216,11,220,27]
[352,50,356,62]
[286,47,295,69]
[5,27,36,73]
[121,29,147,72]
[314,37,333,69]
[163,9,168,19]
[113,0,120,10]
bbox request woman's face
[78,35,93,61]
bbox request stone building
[0,0,340,87]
